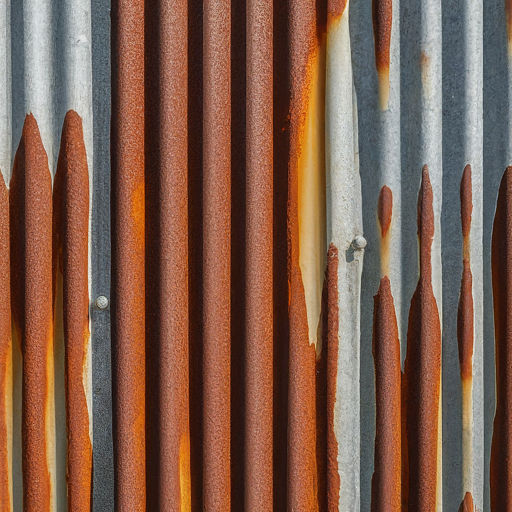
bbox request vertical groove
[203,0,231,508]
[0,179,10,512]
[145,0,190,510]
[490,166,512,509]
[111,0,146,508]
[403,165,442,510]
[10,114,54,511]
[245,0,273,509]
[53,110,92,511]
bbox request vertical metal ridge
[403,166,442,510]
[326,0,364,509]
[53,110,92,512]
[10,114,55,511]
[144,0,190,510]
[0,179,11,511]
[490,166,512,509]
[245,0,273,509]
[203,0,231,508]
[0,0,11,184]
[111,0,146,508]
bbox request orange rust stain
[378,185,393,277]
[0,179,10,512]
[53,111,92,511]
[322,244,340,510]
[490,166,512,508]
[403,165,441,511]
[507,0,512,53]
[288,0,327,507]
[458,165,473,382]
[371,276,401,511]
[327,0,347,24]
[179,433,191,512]
[372,0,392,109]
[458,491,476,512]
[10,114,53,511]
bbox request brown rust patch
[371,276,401,511]
[0,178,10,511]
[10,114,53,511]
[403,165,441,510]
[458,491,476,512]
[490,166,512,508]
[378,185,393,277]
[507,0,512,54]
[53,111,92,511]
[327,0,348,24]
[372,0,392,110]
[322,244,340,510]
[458,165,473,382]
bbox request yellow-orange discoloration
[327,0,348,24]
[378,185,393,278]
[179,434,191,512]
[298,34,327,357]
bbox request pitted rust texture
[458,165,473,382]
[111,0,146,507]
[371,276,401,511]
[372,0,392,108]
[371,188,400,511]
[245,0,274,508]
[403,165,441,511]
[52,111,91,512]
[10,114,53,512]
[490,166,512,509]
[288,0,327,509]
[458,491,476,512]
[327,0,347,22]
[203,0,231,508]
[144,1,190,510]
[323,244,340,510]
[0,179,10,511]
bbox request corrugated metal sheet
[0,0,511,510]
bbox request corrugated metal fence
[0,0,511,509]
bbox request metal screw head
[352,235,367,250]
[96,295,109,310]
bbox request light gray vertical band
[0,1,11,185]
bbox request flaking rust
[371,186,401,511]
[457,165,475,510]
[372,0,392,109]
[53,111,91,512]
[403,166,441,511]
[10,114,54,511]
[490,166,512,509]
[0,178,10,512]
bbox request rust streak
[10,114,53,511]
[53,111,92,511]
[288,0,327,508]
[403,165,441,510]
[327,0,348,24]
[458,491,476,512]
[324,244,340,510]
[490,166,512,509]
[371,276,401,511]
[372,0,392,110]
[245,0,274,507]
[111,0,146,507]
[0,178,10,512]
[507,0,512,54]
[203,0,231,508]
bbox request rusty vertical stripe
[246,0,273,509]
[144,0,190,510]
[10,114,54,511]
[371,186,401,511]
[52,111,92,511]
[490,166,512,509]
[111,0,146,508]
[458,165,475,509]
[288,0,326,509]
[203,0,231,508]
[403,166,441,510]
[0,178,10,512]
[372,0,392,109]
